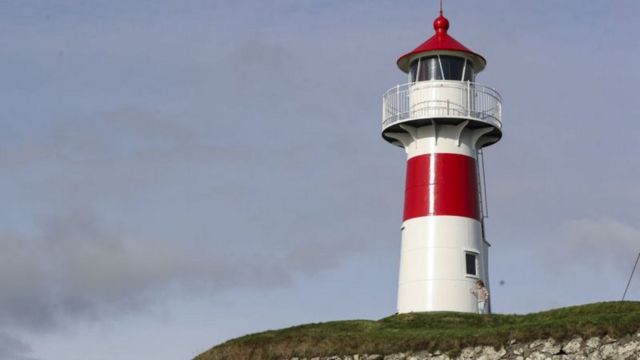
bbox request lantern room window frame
[409,55,475,83]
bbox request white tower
[382,10,502,313]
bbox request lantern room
[381,13,501,148]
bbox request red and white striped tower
[382,10,502,313]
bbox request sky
[1,0,640,359]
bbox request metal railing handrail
[382,80,502,131]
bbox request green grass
[195,301,640,360]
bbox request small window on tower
[465,252,477,276]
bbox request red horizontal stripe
[403,153,480,221]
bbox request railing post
[382,97,386,128]
[467,81,471,117]
[396,84,400,122]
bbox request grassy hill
[195,301,640,360]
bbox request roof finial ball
[433,14,449,33]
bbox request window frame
[464,251,479,278]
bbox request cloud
[528,217,640,304]
[0,210,171,331]
[560,218,640,275]
[0,332,37,360]
[0,202,374,334]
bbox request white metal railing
[382,81,502,130]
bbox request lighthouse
[382,10,502,313]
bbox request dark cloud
[0,207,282,332]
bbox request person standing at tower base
[471,280,489,314]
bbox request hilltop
[195,301,640,360]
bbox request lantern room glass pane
[424,57,442,80]
[440,56,465,80]
[463,60,475,81]
[410,61,418,82]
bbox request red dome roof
[396,14,486,73]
